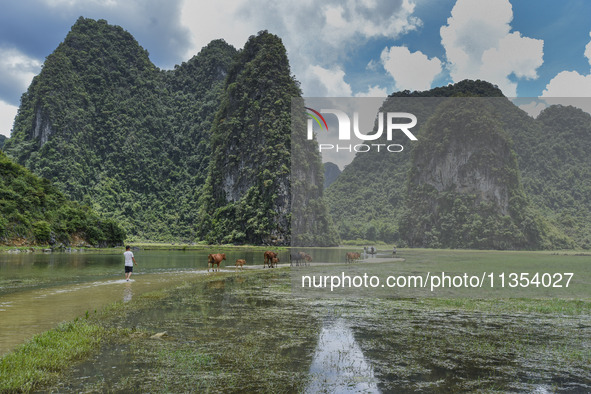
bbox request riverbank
[1,266,590,392]
[0,243,292,254]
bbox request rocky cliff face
[197,32,298,245]
[324,81,505,244]
[412,127,513,216]
[401,99,544,249]
[197,32,338,246]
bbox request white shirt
[124,251,134,266]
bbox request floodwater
[3,249,590,392]
[48,267,591,393]
[0,247,362,355]
[307,319,380,393]
[0,248,293,355]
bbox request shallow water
[0,270,205,355]
[0,248,303,355]
[0,247,362,355]
[307,319,380,393]
[50,271,591,393]
[3,249,591,392]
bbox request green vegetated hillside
[196,33,338,245]
[323,162,341,189]
[4,17,589,249]
[0,151,124,246]
[519,105,591,248]
[197,32,294,244]
[326,81,589,249]
[325,81,504,245]
[5,18,237,241]
[5,17,333,245]
[291,98,340,246]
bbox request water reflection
[123,282,133,303]
[307,319,380,393]
[0,271,207,355]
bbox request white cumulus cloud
[380,46,442,91]
[354,85,388,97]
[0,99,18,137]
[304,65,353,97]
[541,31,591,115]
[542,71,591,97]
[585,31,591,68]
[440,0,543,97]
[0,47,42,105]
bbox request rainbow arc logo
[305,107,328,132]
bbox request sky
[1,0,591,138]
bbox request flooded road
[0,248,294,355]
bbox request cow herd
[207,249,367,271]
[206,250,285,272]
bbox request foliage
[4,18,237,242]
[325,82,502,245]
[0,318,119,392]
[326,81,580,249]
[0,151,125,246]
[197,31,338,245]
[323,162,341,189]
[5,16,588,250]
[514,105,591,248]
[291,98,340,246]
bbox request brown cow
[303,253,312,266]
[345,252,361,263]
[208,253,226,272]
[235,259,246,271]
[264,251,278,268]
[345,252,354,263]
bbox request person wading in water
[124,245,137,281]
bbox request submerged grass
[0,318,120,392]
[2,262,590,392]
[31,270,316,393]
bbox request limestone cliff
[401,99,544,249]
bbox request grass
[0,319,120,392]
[418,297,591,314]
[0,269,283,392]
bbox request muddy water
[0,247,360,355]
[0,270,206,355]
[0,248,304,355]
